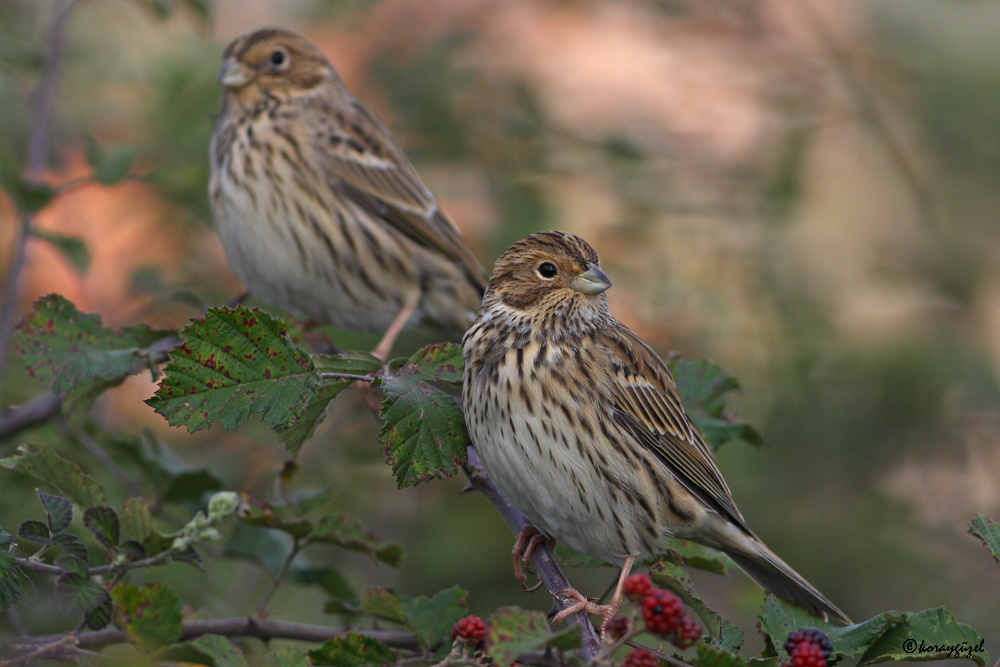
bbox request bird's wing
[600,325,751,533]
[316,97,487,291]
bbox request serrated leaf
[56,572,106,615]
[968,514,1000,569]
[399,586,469,647]
[695,644,750,667]
[378,375,469,487]
[360,589,406,623]
[759,596,895,660]
[396,343,464,384]
[17,519,51,543]
[30,228,90,274]
[119,541,146,561]
[147,306,322,433]
[52,532,88,562]
[276,380,351,457]
[669,358,762,450]
[184,634,250,667]
[85,592,114,630]
[308,633,396,666]
[306,515,403,566]
[37,490,73,533]
[858,607,987,666]
[0,550,23,612]
[14,294,171,393]
[0,443,106,507]
[120,497,153,543]
[657,538,736,575]
[313,351,383,376]
[56,555,89,578]
[486,607,581,664]
[112,582,183,650]
[650,553,743,651]
[83,506,120,548]
[263,647,310,667]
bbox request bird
[209,27,486,361]
[462,231,850,636]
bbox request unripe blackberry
[622,647,659,667]
[451,614,486,642]
[640,589,683,636]
[784,628,833,662]
[622,573,654,600]
[673,616,702,649]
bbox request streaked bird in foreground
[209,27,486,360]
[463,231,849,635]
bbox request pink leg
[552,555,635,639]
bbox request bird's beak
[217,58,253,89]
[570,263,612,295]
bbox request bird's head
[217,27,338,103]
[485,231,612,319]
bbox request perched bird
[209,27,486,360]
[463,231,850,635]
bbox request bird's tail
[689,517,851,625]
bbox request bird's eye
[269,49,287,67]
[537,262,558,279]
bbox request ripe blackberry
[790,640,826,667]
[604,616,631,641]
[622,647,660,667]
[451,614,486,642]
[640,589,683,636]
[784,628,833,661]
[622,573,654,600]
[673,616,702,649]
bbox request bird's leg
[552,555,635,639]
[356,299,419,412]
[511,526,553,592]
[372,299,419,362]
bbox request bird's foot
[511,526,553,592]
[551,588,621,639]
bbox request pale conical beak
[570,263,612,295]
[217,58,253,89]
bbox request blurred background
[1,0,999,657]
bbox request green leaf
[668,358,763,450]
[147,306,322,433]
[486,607,581,664]
[0,443,106,507]
[379,376,469,488]
[395,343,464,384]
[968,514,1000,569]
[263,647,311,667]
[399,585,469,647]
[858,607,987,666]
[37,490,73,533]
[695,644,750,667]
[56,572,107,615]
[759,597,895,660]
[360,589,406,623]
[17,519,51,543]
[14,295,171,393]
[52,532,89,562]
[313,351,383,376]
[658,538,736,575]
[184,635,250,667]
[649,553,743,652]
[276,381,350,457]
[0,142,55,212]
[56,555,89,578]
[308,633,396,666]
[84,134,136,186]
[83,506,120,548]
[30,228,90,274]
[120,497,154,543]
[306,515,403,566]
[0,550,23,612]
[112,582,184,650]
[85,592,114,630]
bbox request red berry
[673,616,702,649]
[640,589,683,636]
[622,573,654,600]
[451,614,486,642]
[622,647,660,667]
[784,628,833,662]
[791,641,826,667]
[605,616,631,640]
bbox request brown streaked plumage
[209,27,486,360]
[463,231,849,635]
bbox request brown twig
[624,640,693,667]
